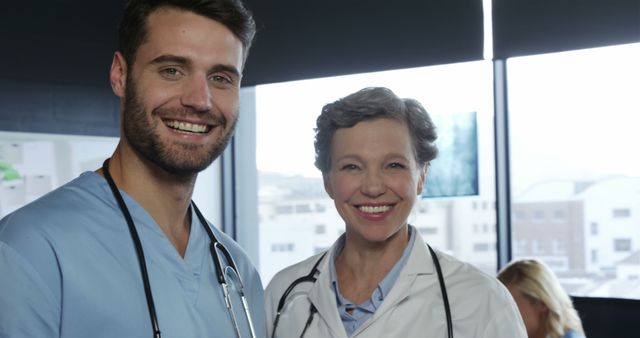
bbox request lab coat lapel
[354,230,436,335]
[307,244,349,338]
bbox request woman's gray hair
[314,87,438,173]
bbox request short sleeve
[0,242,60,337]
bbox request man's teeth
[359,205,391,213]
[166,121,208,133]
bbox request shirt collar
[329,226,416,308]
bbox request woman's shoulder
[265,251,327,295]
[425,246,515,304]
[270,251,326,282]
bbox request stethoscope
[271,242,453,338]
[102,158,256,338]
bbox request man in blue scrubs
[0,1,265,337]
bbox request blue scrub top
[0,171,265,338]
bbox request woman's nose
[181,75,212,112]
[360,170,386,197]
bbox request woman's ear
[323,173,334,200]
[416,164,428,196]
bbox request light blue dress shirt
[563,328,587,338]
[330,227,416,336]
[0,171,265,338]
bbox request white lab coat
[265,230,527,338]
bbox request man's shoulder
[0,172,109,241]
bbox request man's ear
[416,164,428,196]
[110,52,127,98]
[323,173,334,200]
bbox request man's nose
[181,75,212,112]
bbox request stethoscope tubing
[102,158,255,338]
[103,159,161,338]
[195,205,257,338]
[271,252,327,338]
[272,243,453,338]
[428,244,453,338]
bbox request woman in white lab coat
[265,87,526,338]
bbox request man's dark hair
[118,0,256,66]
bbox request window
[531,240,543,254]
[242,39,639,299]
[274,205,293,215]
[553,210,565,222]
[509,43,640,299]
[418,227,438,236]
[315,203,326,213]
[314,246,328,255]
[613,208,631,218]
[473,243,490,252]
[532,210,545,223]
[514,210,526,222]
[514,240,527,255]
[315,224,326,234]
[419,203,429,214]
[614,239,632,252]
[553,239,566,254]
[271,243,295,252]
[0,132,222,224]
[295,204,312,213]
[252,60,496,283]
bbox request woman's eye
[341,164,359,171]
[388,162,406,169]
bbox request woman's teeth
[359,205,391,213]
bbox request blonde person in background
[498,259,587,338]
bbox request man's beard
[122,76,237,178]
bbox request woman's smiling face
[323,118,426,246]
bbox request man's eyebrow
[148,55,240,78]
[210,64,241,78]
[149,54,190,66]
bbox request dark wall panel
[0,1,124,87]
[0,81,119,137]
[493,0,640,59]
[242,0,484,86]
[572,297,640,338]
[0,0,124,136]
[5,0,637,135]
